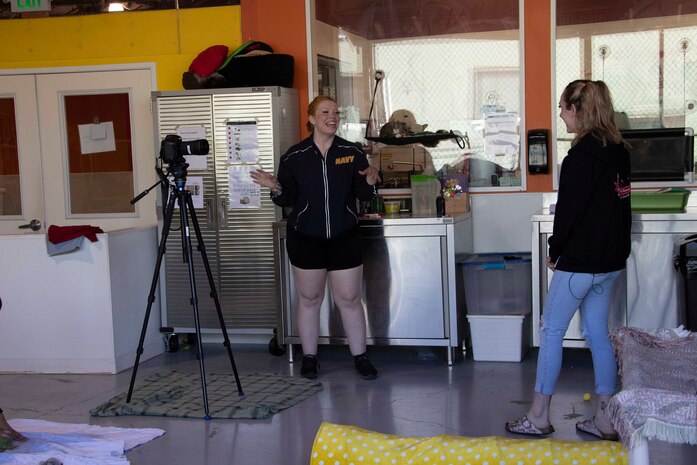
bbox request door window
[0,97,20,216]
[63,93,135,214]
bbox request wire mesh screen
[372,36,521,187]
[556,20,697,180]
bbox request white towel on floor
[3,419,165,465]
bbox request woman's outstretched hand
[250,168,279,189]
[359,166,381,186]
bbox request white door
[0,68,156,234]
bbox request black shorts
[286,225,363,271]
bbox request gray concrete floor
[1,343,695,464]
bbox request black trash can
[674,234,697,331]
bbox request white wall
[470,193,544,253]
[0,227,163,373]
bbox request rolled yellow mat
[311,422,627,465]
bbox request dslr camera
[159,134,209,165]
[159,135,209,186]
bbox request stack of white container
[459,253,532,362]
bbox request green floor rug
[90,370,322,419]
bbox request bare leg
[328,265,367,355]
[527,392,553,429]
[505,391,554,435]
[292,265,327,356]
[593,395,617,434]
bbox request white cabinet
[531,218,625,348]
[531,209,695,348]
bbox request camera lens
[179,139,209,156]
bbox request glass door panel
[63,93,135,214]
[0,97,20,216]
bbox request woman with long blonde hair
[506,80,631,441]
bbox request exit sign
[11,0,51,13]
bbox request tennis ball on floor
[583,392,591,401]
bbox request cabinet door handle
[205,198,214,227]
[219,199,228,227]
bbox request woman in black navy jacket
[506,80,631,440]
[251,96,380,380]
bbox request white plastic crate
[467,313,531,362]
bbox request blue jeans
[535,269,622,396]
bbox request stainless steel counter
[273,213,473,365]
[532,208,697,347]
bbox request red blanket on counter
[48,225,104,244]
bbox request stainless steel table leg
[447,346,453,366]
[288,343,295,363]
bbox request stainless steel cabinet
[274,214,473,364]
[153,87,299,333]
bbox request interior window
[310,0,523,191]
[555,1,697,187]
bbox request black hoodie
[271,135,376,239]
[548,133,632,273]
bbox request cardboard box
[467,313,531,362]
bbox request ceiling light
[108,2,125,12]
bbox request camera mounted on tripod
[159,134,209,188]
[128,133,244,411]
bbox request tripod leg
[179,190,212,418]
[185,193,245,396]
[127,190,176,403]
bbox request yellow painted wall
[0,6,242,90]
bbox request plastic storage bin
[631,188,691,213]
[459,253,532,362]
[466,313,531,362]
[458,253,532,315]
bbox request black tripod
[127,165,244,419]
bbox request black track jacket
[548,133,632,273]
[271,135,377,239]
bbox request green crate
[631,188,691,213]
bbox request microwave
[621,127,694,182]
